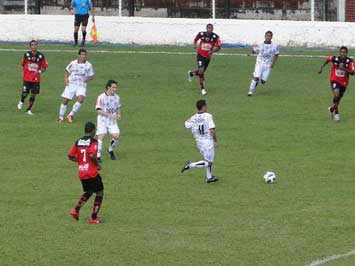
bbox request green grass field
[2,43,355,266]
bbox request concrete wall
[1,15,355,48]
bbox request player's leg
[107,127,120,160]
[81,15,89,46]
[73,15,80,46]
[26,83,40,115]
[70,180,93,221]
[97,133,106,162]
[89,175,104,224]
[329,82,341,120]
[18,82,30,110]
[203,147,218,183]
[260,67,271,85]
[181,160,209,173]
[248,64,262,96]
[59,85,75,122]
[68,89,86,122]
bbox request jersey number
[80,149,87,162]
[198,125,205,135]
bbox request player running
[187,23,221,95]
[17,40,48,115]
[95,80,122,162]
[318,46,355,121]
[68,122,104,224]
[248,31,279,96]
[181,99,218,183]
[57,48,94,123]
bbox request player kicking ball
[248,31,279,96]
[57,49,94,123]
[181,100,218,183]
[68,122,104,224]
[188,23,221,95]
[318,46,355,121]
[95,80,121,162]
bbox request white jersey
[66,60,94,88]
[254,42,279,68]
[185,112,215,143]
[96,92,121,126]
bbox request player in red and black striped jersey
[319,46,355,121]
[188,24,222,95]
[17,40,48,115]
[68,122,104,224]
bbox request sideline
[307,250,355,266]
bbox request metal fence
[0,0,348,21]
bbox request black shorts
[74,14,89,27]
[81,174,104,193]
[196,54,210,71]
[331,81,346,94]
[23,81,40,94]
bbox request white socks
[69,101,82,116]
[59,104,67,120]
[248,79,259,94]
[189,160,209,168]
[97,139,103,158]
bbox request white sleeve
[87,63,95,77]
[65,61,73,73]
[253,45,260,53]
[185,120,193,129]
[274,45,280,55]
[96,95,103,110]
[207,115,215,129]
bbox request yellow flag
[90,23,98,43]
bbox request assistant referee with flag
[70,0,95,47]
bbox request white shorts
[61,85,86,100]
[253,64,271,82]
[197,140,215,162]
[96,121,120,136]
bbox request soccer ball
[263,171,276,183]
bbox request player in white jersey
[57,49,95,123]
[181,99,218,183]
[95,80,121,162]
[248,31,279,96]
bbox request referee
[70,0,94,47]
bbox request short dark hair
[265,31,273,36]
[196,99,207,110]
[85,122,95,133]
[340,46,348,52]
[78,48,87,55]
[29,40,38,46]
[206,23,214,29]
[106,80,118,89]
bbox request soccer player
[70,0,94,46]
[318,46,355,121]
[96,80,121,162]
[188,23,222,95]
[68,122,104,224]
[17,40,48,115]
[247,31,279,96]
[57,49,94,123]
[181,99,218,183]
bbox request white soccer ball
[263,171,276,183]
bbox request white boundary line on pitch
[0,48,327,58]
[307,250,355,266]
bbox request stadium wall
[1,15,355,48]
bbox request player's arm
[96,108,117,120]
[210,128,218,148]
[193,33,201,49]
[89,153,101,170]
[40,55,48,73]
[88,0,95,22]
[85,75,94,82]
[318,56,332,74]
[68,145,78,162]
[210,37,222,55]
[185,118,193,129]
[64,70,70,85]
[339,61,355,75]
[271,54,279,68]
[70,0,76,14]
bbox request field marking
[307,250,355,266]
[0,48,327,58]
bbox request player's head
[29,40,38,52]
[84,122,96,136]
[78,48,88,62]
[196,99,207,112]
[105,79,118,94]
[265,31,273,43]
[206,23,214,34]
[339,46,348,57]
